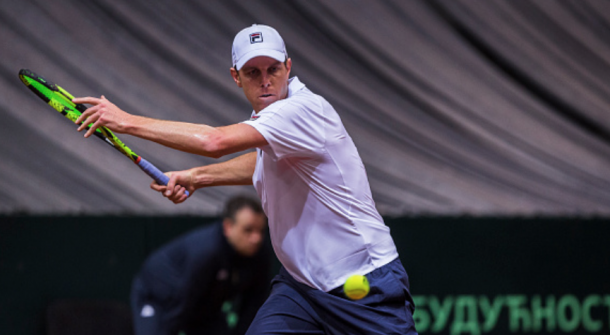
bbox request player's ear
[285,58,292,77]
[230,67,242,88]
[222,218,233,237]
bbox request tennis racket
[19,69,189,196]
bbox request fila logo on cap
[250,32,263,44]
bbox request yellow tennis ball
[344,274,370,300]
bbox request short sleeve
[242,99,326,160]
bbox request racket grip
[136,157,190,197]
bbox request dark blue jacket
[131,221,272,335]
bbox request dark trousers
[246,258,418,334]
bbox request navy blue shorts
[246,258,418,334]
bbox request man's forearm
[124,115,224,157]
[73,96,266,159]
[123,116,266,159]
[191,151,257,188]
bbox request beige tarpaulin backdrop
[2,0,610,215]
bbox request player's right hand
[73,95,133,138]
[150,169,196,204]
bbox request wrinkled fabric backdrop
[1,0,609,216]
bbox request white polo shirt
[242,77,398,291]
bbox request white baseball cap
[232,24,288,70]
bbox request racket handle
[136,157,190,197]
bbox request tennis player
[75,24,417,334]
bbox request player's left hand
[73,95,133,138]
[150,169,196,204]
